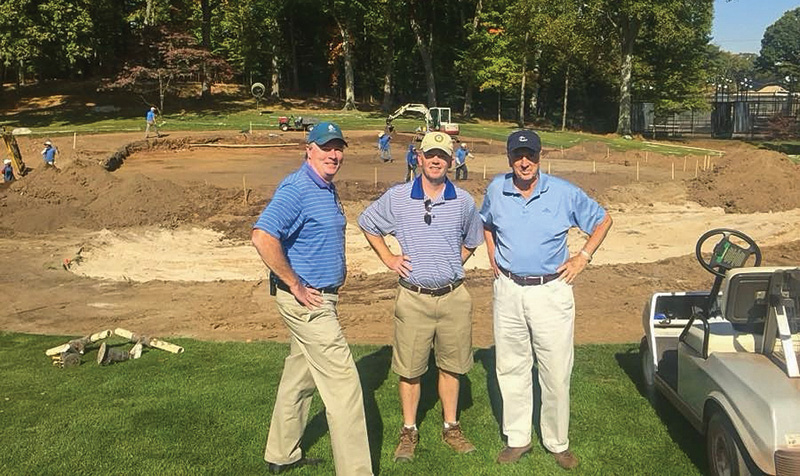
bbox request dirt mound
[687,148,800,212]
[0,156,253,236]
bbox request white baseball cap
[3,159,11,164]
[44,140,52,146]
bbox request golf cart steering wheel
[695,228,761,278]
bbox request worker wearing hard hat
[2,158,14,182]
[41,141,57,167]
[454,142,472,181]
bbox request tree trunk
[271,48,280,99]
[464,80,474,118]
[200,0,211,99]
[336,19,356,110]
[616,18,639,136]
[463,0,482,118]
[145,0,155,26]
[381,43,394,111]
[519,62,526,127]
[518,32,529,127]
[497,90,501,123]
[561,66,569,131]
[409,8,436,106]
[288,17,300,92]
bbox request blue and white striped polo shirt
[253,162,346,288]
[358,175,484,289]
[481,172,606,276]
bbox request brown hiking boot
[442,423,476,454]
[496,443,532,464]
[394,427,419,462]
[552,449,579,470]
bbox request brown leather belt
[399,278,463,297]
[498,266,560,286]
[270,272,340,295]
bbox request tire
[640,337,655,388]
[279,123,289,132]
[707,411,753,476]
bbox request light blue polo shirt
[359,175,484,289]
[253,162,346,288]
[480,172,606,276]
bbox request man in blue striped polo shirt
[252,122,373,476]
[481,130,612,470]
[359,131,484,463]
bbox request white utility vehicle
[641,228,800,476]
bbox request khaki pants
[492,274,574,453]
[264,290,373,476]
[144,120,159,138]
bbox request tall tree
[757,7,800,85]
[409,0,437,106]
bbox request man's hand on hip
[290,282,324,310]
[384,254,412,278]
[556,253,590,284]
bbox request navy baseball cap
[506,130,542,154]
[307,122,348,146]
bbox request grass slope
[0,333,705,475]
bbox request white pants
[493,274,574,452]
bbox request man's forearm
[582,213,613,257]
[251,229,300,287]
[361,230,394,265]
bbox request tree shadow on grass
[416,351,474,430]
[301,345,393,475]
[615,348,707,473]
[474,346,542,445]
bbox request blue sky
[712,0,799,54]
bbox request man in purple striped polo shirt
[359,131,484,464]
[252,122,373,475]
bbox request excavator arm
[387,103,432,124]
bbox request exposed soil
[2,130,799,347]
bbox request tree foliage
[0,0,767,134]
[757,7,800,85]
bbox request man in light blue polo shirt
[252,122,373,476]
[480,130,612,470]
[359,131,484,463]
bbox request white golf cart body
[643,264,800,475]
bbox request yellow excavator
[1,125,29,177]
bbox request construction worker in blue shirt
[454,143,471,181]
[3,159,14,182]
[144,107,161,138]
[378,132,392,162]
[41,141,57,167]
[405,143,418,182]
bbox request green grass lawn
[0,332,705,475]
[3,103,728,158]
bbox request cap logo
[328,124,336,132]
[435,134,444,142]
[518,136,528,142]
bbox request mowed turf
[0,332,705,475]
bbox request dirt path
[2,131,799,347]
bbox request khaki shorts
[392,284,473,378]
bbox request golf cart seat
[684,268,773,356]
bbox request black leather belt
[270,272,339,295]
[399,278,463,297]
[497,266,560,286]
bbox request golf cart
[278,115,316,132]
[641,228,800,476]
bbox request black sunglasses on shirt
[424,198,433,225]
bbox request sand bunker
[70,202,800,282]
